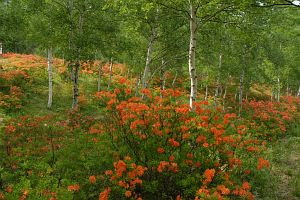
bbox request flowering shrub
[93,87,300,199]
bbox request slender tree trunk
[72,61,80,109]
[188,1,197,110]
[72,12,83,109]
[142,31,155,90]
[160,59,166,98]
[277,76,280,102]
[160,59,166,90]
[238,69,244,117]
[222,84,227,112]
[47,48,53,109]
[0,42,3,56]
[172,71,177,88]
[205,84,208,101]
[97,63,102,92]
[135,73,142,97]
[107,58,113,91]
[286,77,289,96]
[297,86,300,97]
[214,53,222,108]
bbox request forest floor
[257,123,300,200]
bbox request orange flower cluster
[99,187,111,200]
[203,169,216,184]
[104,159,147,199]
[257,157,270,170]
[68,184,80,192]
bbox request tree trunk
[286,77,289,96]
[277,76,280,102]
[142,31,155,90]
[160,59,166,91]
[97,62,102,92]
[107,58,113,91]
[205,84,208,101]
[222,84,227,112]
[297,86,300,97]
[188,1,197,110]
[135,73,142,97]
[0,42,3,56]
[47,48,53,109]
[172,71,177,88]
[214,53,222,108]
[72,61,80,109]
[238,69,244,117]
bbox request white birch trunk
[222,84,227,112]
[238,69,244,117]
[160,59,166,98]
[72,61,80,109]
[297,86,300,97]
[214,54,222,108]
[142,31,155,90]
[172,71,178,88]
[107,58,113,91]
[188,1,197,110]
[286,77,289,96]
[135,73,142,97]
[0,42,3,55]
[97,63,102,92]
[47,48,53,109]
[205,84,208,101]
[277,77,280,102]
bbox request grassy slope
[1,54,299,199]
[257,122,300,200]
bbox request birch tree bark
[160,59,166,91]
[172,71,177,88]
[135,73,142,97]
[97,62,102,92]
[47,47,53,109]
[238,69,244,117]
[277,76,280,102]
[297,86,300,97]
[72,60,80,109]
[214,53,222,108]
[142,29,156,90]
[0,42,3,56]
[222,84,227,112]
[107,58,113,91]
[188,1,197,110]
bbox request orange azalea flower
[89,176,96,184]
[105,170,113,175]
[242,182,251,190]
[169,155,175,162]
[157,147,165,154]
[140,88,152,98]
[5,185,13,193]
[125,190,132,198]
[257,157,270,170]
[114,160,127,177]
[99,187,111,200]
[203,168,216,184]
[68,184,80,192]
[157,161,169,173]
[136,165,146,176]
[169,138,180,147]
[217,185,230,195]
[0,192,4,200]
[118,180,129,188]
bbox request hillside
[0,53,300,200]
